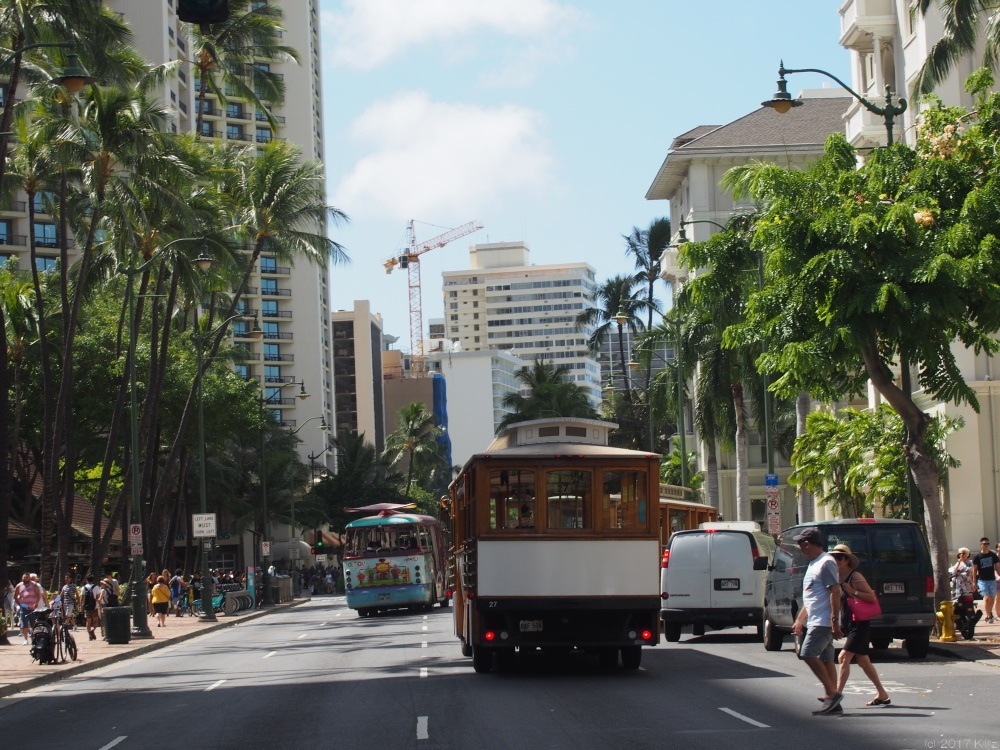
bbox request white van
[660,522,776,642]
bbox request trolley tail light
[484,631,496,641]
[641,629,654,641]
[661,549,670,569]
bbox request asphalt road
[1,598,997,750]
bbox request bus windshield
[344,525,427,557]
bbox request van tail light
[925,577,934,595]
[661,550,670,569]
[750,543,760,563]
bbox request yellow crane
[384,219,483,376]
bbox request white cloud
[333,91,555,220]
[327,0,582,69]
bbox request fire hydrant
[936,600,957,642]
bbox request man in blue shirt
[791,528,844,715]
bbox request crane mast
[383,220,483,376]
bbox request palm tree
[674,221,767,521]
[188,0,299,133]
[576,274,653,396]
[317,432,405,532]
[499,360,599,429]
[385,403,444,499]
[624,218,670,331]
[911,1,1000,95]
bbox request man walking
[971,537,1000,623]
[13,572,47,645]
[791,528,844,715]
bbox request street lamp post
[287,420,327,597]
[117,239,212,638]
[258,380,309,605]
[762,61,907,146]
[193,313,260,621]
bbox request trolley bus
[449,418,661,673]
[342,503,450,616]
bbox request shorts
[153,602,169,615]
[17,604,31,629]
[977,579,997,598]
[85,609,101,628]
[800,626,835,662]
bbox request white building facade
[441,242,602,406]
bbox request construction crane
[384,219,483,376]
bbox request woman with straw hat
[831,544,891,707]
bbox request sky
[318,1,853,347]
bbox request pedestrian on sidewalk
[971,538,999,623]
[149,576,171,628]
[81,575,101,640]
[13,572,47,645]
[59,574,78,629]
[790,528,844,716]
[832,544,891,707]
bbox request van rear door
[663,532,711,609]
[709,532,756,608]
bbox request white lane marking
[335,613,342,617]
[263,651,278,659]
[98,738,127,750]
[421,625,428,631]
[421,641,428,648]
[205,680,226,692]
[297,633,308,639]
[319,622,328,627]
[420,667,428,678]
[718,707,769,728]
[417,716,429,740]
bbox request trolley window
[488,469,536,530]
[546,469,591,530]
[602,470,649,531]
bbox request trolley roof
[345,513,441,529]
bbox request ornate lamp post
[288,420,327,596]
[762,61,907,146]
[117,240,212,637]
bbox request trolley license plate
[717,578,740,590]
[882,582,904,594]
[519,619,543,633]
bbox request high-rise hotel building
[441,242,601,405]
[103,0,332,467]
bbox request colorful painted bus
[341,503,450,616]
[448,418,662,673]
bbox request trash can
[104,606,132,644]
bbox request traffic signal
[315,531,325,552]
[177,0,230,25]
[310,545,318,555]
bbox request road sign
[766,497,780,512]
[767,515,782,534]
[129,524,142,543]
[290,547,300,561]
[315,554,328,563]
[192,513,216,538]
[261,541,270,557]
[130,542,143,556]
[765,473,779,486]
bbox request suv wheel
[762,610,784,651]
[664,622,682,642]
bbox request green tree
[385,402,445,499]
[912,1,1000,95]
[315,431,405,533]
[724,81,1000,601]
[188,0,298,133]
[577,274,653,395]
[498,360,599,430]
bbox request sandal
[866,698,891,706]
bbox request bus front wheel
[472,645,493,673]
[621,646,641,670]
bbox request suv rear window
[824,525,920,565]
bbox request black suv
[763,519,936,659]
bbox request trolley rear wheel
[472,645,493,673]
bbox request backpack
[104,584,119,608]
[83,584,98,611]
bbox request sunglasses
[831,553,847,560]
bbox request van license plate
[378,593,390,602]
[883,582,904,594]
[520,620,543,632]
[717,578,740,591]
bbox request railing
[0,234,27,247]
[261,287,292,296]
[261,309,292,319]
[259,265,290,275]
[262,331,293,340]
[263,353,294,362]
[1,201,26,213]
[264,374,299,383]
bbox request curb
[0,599,309,700]
[927,641,1000,665]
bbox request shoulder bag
[847,574,882,622]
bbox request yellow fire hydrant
[936,600,957,642]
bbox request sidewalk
[0,599,307,698]
[927,611,1000,666]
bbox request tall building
[106,0,333,471]
[441,242,601,405]
[332,301,386,453]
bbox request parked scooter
[28,607,55,664]
[953,593,982,641]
